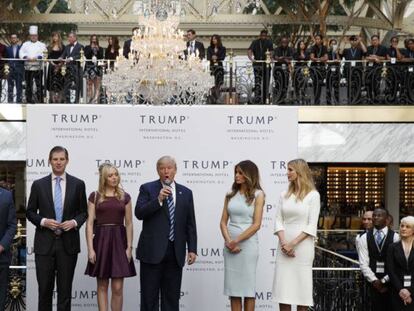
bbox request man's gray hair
[156,156,177,169]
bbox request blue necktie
[167,194,175,241]
[375,230,384,247]
[54,176,63,223]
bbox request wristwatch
[380,278,386,284]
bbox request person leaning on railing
[59,32,84,104]
[47,32,65,103]
[207,34,226,97]
[84,35,104,104]
[340,35,367,104]
[309,34,328,105]
[247,29,274,104]
[364,34,388,102]
[5,33,24,103]
[105,36,120,70]
[0,41,6,100]
[386,216,414,311]
[272,36,294,105]
[327,38,340,61]
[403,39,414,60]
[387,36,404,62]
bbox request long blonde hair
[97,163,125,203]
[285,159,315,201]
[48,31,63,51]
[226,160,263,205]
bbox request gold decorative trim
[298,106,414,122]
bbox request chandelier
[102,15,214,105]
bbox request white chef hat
[29,25,38,35]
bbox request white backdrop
[26,105,298,311]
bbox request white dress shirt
[41,173,77,227]
[357,226,400,283]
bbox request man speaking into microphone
[135,155,197,311]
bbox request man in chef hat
[19,25,47,103]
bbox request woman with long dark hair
[207,34,226,89]
[84,34,104,103]
[220,160,265,311]
[293,40,309,62]
[105,36,120,70]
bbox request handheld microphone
[163,179,173,200]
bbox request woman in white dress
[272,159,320,311]
[220,160,265,311]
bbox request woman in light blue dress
[220,160,265,311]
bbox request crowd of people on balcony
[2,25,414,104]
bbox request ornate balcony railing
[2,56,414,105]
[213,58,414,105]
[311,230,370,311]
[5,220,25,311]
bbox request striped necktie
[54,176,63,223]
[167,194,175,241]
[375,230,384,248]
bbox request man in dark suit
[357,207,399,311]
[26,146,88,311]
[0,41,6,99]
[248,29,273,104]
[123,27,139,58]
[0,186,17,310]
[60,32,84,103]
[135,156,197,311]
[184,29,205,60]
[6,33,24,103]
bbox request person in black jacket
[248,29,273,104]
[60,32,84,103]
[123,27,139,59]
[84,35,104,103]
[357,207,399,311]
[272,36,294,104]
[387,216,414,310]
[207,34,226,95]
[135,156,197,311]
[185,29,205,60]
[26,146,88,311]
[0,187,17,310]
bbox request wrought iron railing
[2,55,414,105]
[213,58,414,105]
[5,221,25,311]
[311,230,370,311]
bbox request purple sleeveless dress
[85,192,136,278]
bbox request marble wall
[0,122,25,161]
[1,122,413,163]
[299,123,414,163]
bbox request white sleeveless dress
[272,190,320,306]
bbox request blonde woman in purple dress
[85,163,136,311]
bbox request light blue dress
[224,190,261,297]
